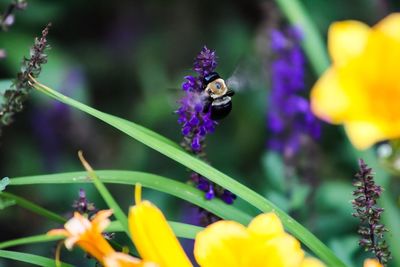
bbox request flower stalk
[352,159,391,265]
[0,23,51,136]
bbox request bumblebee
[203,72,235,120]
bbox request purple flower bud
[205,185,215,200]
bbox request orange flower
[48,210,145,266]
[311,13,400,149]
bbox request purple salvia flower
[177,46,236,210]
[267,26,321,156]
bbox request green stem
[78,152,131,239]
[275,0,330,76]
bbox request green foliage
[30,79,346,266]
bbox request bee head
[203,72,227,97]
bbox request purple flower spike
[194,46,218,78]
[267,26,321,155]
[177,47,236,224]
[177,47,218,154]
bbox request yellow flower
[194,213,325,267]
[49,184,324,267]
[129,184,193,267]
[311,13,400,149]
[363,258,383,267]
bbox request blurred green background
[0,0,398,266]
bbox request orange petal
[103,252,147,267]
[328,20,370,66]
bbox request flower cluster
[177,46,218,153]
[352,159,391,265]
[177,47,236,206]
[0,23,51,136]
[49,184,325,267]
[268,27,321,156]
[72,189,97,216]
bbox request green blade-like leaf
[0,192,66,224]
[32,82,345,266]
[107,220,203,240]
[78,153,131,238]
[9,171,252,225]
[0,221,203,250]
[274,0,330,75]
[0,235,63,249]
[0,249,73,267]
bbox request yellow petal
[247,213,284,239]
[328,20,370,66]
[261,234,304,267]
[374,13,400,41]
[344,121,387,149]
[364,258,383,267]
[300,257,326,267]
[310,68,349,123]
[129,201,192,267]
[194,220,249,267]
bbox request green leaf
[261,152,286,193]
[0,192,66,224]
[0,235,63,249]
[9,171,252,225]
[0,249,73,267]
[31,81,345,266]
[0,198,16,210]
[329,236,359,267]
[0,177,10,192]
[77,152,130,238]
[274,0,330,76]
[0,220,203,250]
[107,220,203,240]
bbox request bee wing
[225,56,264,92]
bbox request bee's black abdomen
[210,100,232,120]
